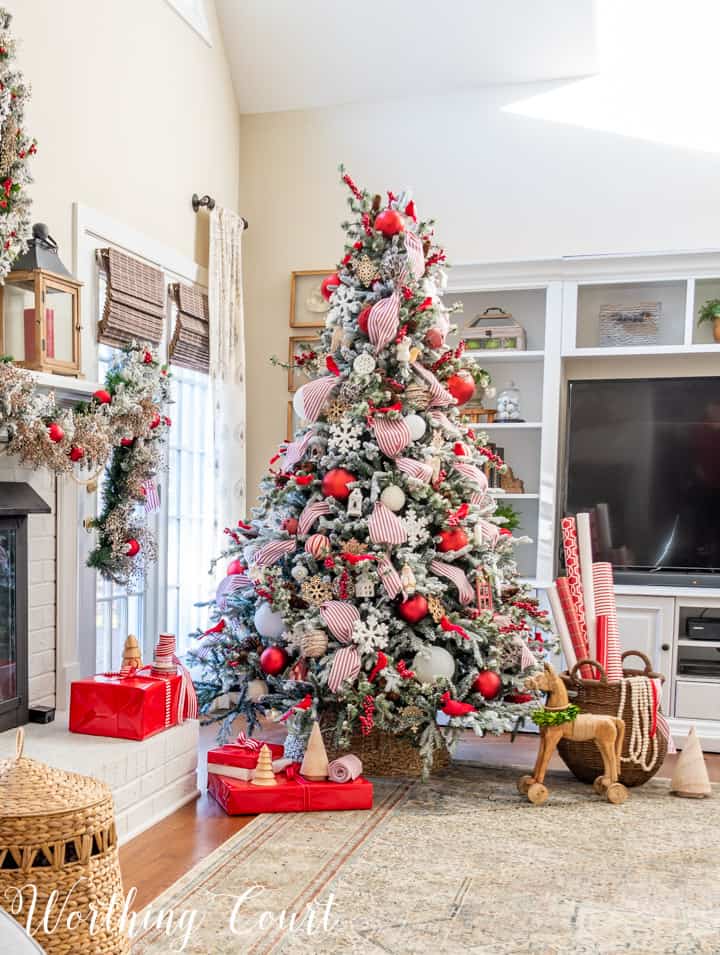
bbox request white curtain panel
[209,207,247,536]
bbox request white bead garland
[618,676,659,772]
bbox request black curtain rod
[192,193,248,229]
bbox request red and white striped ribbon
[173,654,198,722]
[327,645,361,692]
[215,574,251,611]
[516,639,536,670]
[561,517,588,648]
[403,230,425,279]
[428,410,461,436]
[396,457,434,484]
[319,601,359,643]
[368,291,400,352]
[143,480,161,512]
[233,731,262,751]
[591,562,624,682]
[469,491,485,506]
[283,430,314,469]
[300,376,340,423]
[476,519,501,548]
[298,499,331,535]
[368,501,408,545]
[430,559,474,605]
[652,678,676,753]
[413,364,456,408]
[377,555,403,599]
[252,538,297,568]
[372,416,412,457]
[453,461,489,495]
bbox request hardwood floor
[120,723,720,910]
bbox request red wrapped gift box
[69,667,182,740]
[207,741,285,782]
[208,770,373,814]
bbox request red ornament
[282,517,299,535]
[499,527,512,537]
[47,422,64,443]
[374,208,405,237]
[143,350,153,364]
[120,437,134,447]
[472,669,502,700]
[424,327,445,349]
[357,305,372,334]
[93,389,112,404]
[446,370,476,406]
[149,413,161,429]
[397,594,428,624]
[124,539,141,557]
[68,446,85,462]
[226,558,244,576]
[259,645,289,676]
[505,691,533,704]
[320,273,340,301]
[438,527,469,553]
[163,416,172,427]
[321,468,356,502]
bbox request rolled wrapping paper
[560,516,588,648]
[555,577,593,679]
[576,513,597,660]
[596,614,609,671]
[591,562,624,682]
[545,584,577,672]
[328,754,363,783]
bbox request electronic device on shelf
[686,617,720,641]
[677,659,720,679]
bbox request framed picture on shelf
[290,270,332,328]
[598,301,660,347]
[288,334,322,392]
[286,400,298,442]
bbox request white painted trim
[684,277,696,346]
[163,0,212,47]
[55,476,82,710]
[537,281,563,585]
[120,784,201,845]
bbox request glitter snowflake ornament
[352,614,390,653]
[402,507,431,547]
[353,254,379,286]
[328,417,363,455]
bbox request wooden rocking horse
[518,662,628,805]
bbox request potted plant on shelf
[697,298,720,342]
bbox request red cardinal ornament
[68,446,85,462]
[259,645,289,676]
[375,208,405,237]
[320,273,340,301]
[203,619,226,636]
[472,669,502,700]
[357,305,372,334]
[438,527,469,553]
[226,558,244,576]
[397,594,428,624]
[505,691,534,704]
[47,422,64,443]
[143,350,153,364]
[124,538,141,557]
[368,651,388,683]
[120,437,134,447]
[149,413,161,429]
[93,389,112,404]
[321,468,356,502]
[446,370,476,406]
[279,693,313,721]
[440,691,476,716]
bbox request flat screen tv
[564,377,720,587]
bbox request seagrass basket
[321,714,450,777]
[558,652,668,787]
[0,729,130,954]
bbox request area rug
[131,764,720,954]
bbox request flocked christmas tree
[190,169,550,772]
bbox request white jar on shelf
[495,381,522,422]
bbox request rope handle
[621,649,664,683]
[15,727,24,760]
[568,658,608,684]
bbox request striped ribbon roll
[591,562,624,682]
[428,410,461,436]
[560,516,588,648]
[372,416,412,457]
[396,457,434,484]
[404,229,425,279]
[377,554,403,599]
[252,538,297,568]
[215,573,252,611]
[476,519,500,548]
[299,376,340,423]
[283,430,314,469]
[319,601,359,642]
[413,364,456,408]
[430,559,474,605]
[368,291,400,352]
[453,461,489,495]
[298,499,331,534]
[368,501,408,545]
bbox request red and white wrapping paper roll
[596,614,609,671]
[546,583,577,672]
[591,562,624,682]
[576,512,597,659]
[555,578,594,678]
[328,754,363,783]
[560,516,588,648]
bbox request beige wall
[14,0,240,268]
[239,86,720,504]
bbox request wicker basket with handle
[558,652,668,787]
[0,728,130,954]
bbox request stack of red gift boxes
[207,723,373,814]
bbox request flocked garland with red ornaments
[0,8,36,281]
[0,343,171,584]
[190,168,553,773]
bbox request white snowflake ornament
[353,352,376,375]
[402,507,431,547]
[328,417,363,455]
[352,614,390,653]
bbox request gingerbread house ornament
[346,487,363,518]
[356,568,375,598]
[476,574,494,612]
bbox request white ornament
[355,568,375,598]
[396,339,411,363]
[404,414,426,441]
[352,614,390,653]
[346,486,364,517]
[328,417,363,455]
[412,646,455,683]
[292,386,308,421]
[402,507,431,547]
[254,602,285,639]
[247,679,269,701]
[291,564,309,582]
[380,485,405,512]
[353,352,376,375]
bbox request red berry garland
[359,695,375,736]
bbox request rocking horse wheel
[606,782,628,805]
[517,775,534,795]
[593,775,611,795]
[527,783,549,805]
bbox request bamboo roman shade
[168,282,209,372]
[97,248,165,347]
